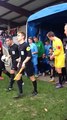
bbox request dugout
[27,3,67,41]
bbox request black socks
[32,80,37,92]
[5,71,10,78]
[58,73,62,85]
[9,74,15,88]
[17,78,23,94]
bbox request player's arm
[51,46,61,58]
[32,45,38,55]
[50,41,62,60]
[22,56,31,66]
[50,46,61,60]
[16,57,21,62]
[22,45,31,67]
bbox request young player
[28,37,38,77]
[49,47,55,82]
[47,31,65,88]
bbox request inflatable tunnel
[27,3,67,41]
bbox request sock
[53,67,55,77]
[5,71,10,78]
[0,70,2,76]
[62,67,67,82]
[9,74,15,88]
[58,73,62,85]
[50,67,55,78]
[17,78,23,94]
[21,78,24,84]
[50,68,52,78]
[66,74,67,81]
[32,80,37,92]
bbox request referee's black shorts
[18,62,34,77]
[25,62,34,77]
[11,61,18,71]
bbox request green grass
[0,74,67,120]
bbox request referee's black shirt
[18,42,32,65]
[8,43,19,62]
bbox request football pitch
[0,74,67,120]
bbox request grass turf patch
[0,74,67,120]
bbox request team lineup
[0,23,67,99]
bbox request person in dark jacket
[0,40,5,80]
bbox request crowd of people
[0,24,67,99]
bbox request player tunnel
[27,3,67,42]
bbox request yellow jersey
[53,37,65,68]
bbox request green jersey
[35,40,44,57]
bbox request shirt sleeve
[53,41,62,56]
[25,43,32,57]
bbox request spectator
[64,23,67,36]
[28,37,38,77]
[44,40,51,56]
[0,40,5,80]
[49,47,55,82]
[64,23,67,82]
[44,39,52,74]
[33,36,45,75]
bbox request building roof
[0,0,66,29]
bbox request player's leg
[0,69,4,80]
[26,63,38,96]
[55,68,63,88]
[14,74,23,99]
[7,69,15,91]
[30,75,38,96]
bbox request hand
[17,62,20,68]
[42,54,45,58]
[22,62,25,67]
[50,55,54,60]
[16,57,21,62]
[5,56,9,61]
[1,55,8,62]
[16,58,19,62]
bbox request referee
[16,31,38,97]
[6,36,23,97]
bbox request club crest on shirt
[26,47,30,51]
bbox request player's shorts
[54,54,65,68]
[19,62,34,77]
[11,61,18,71]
